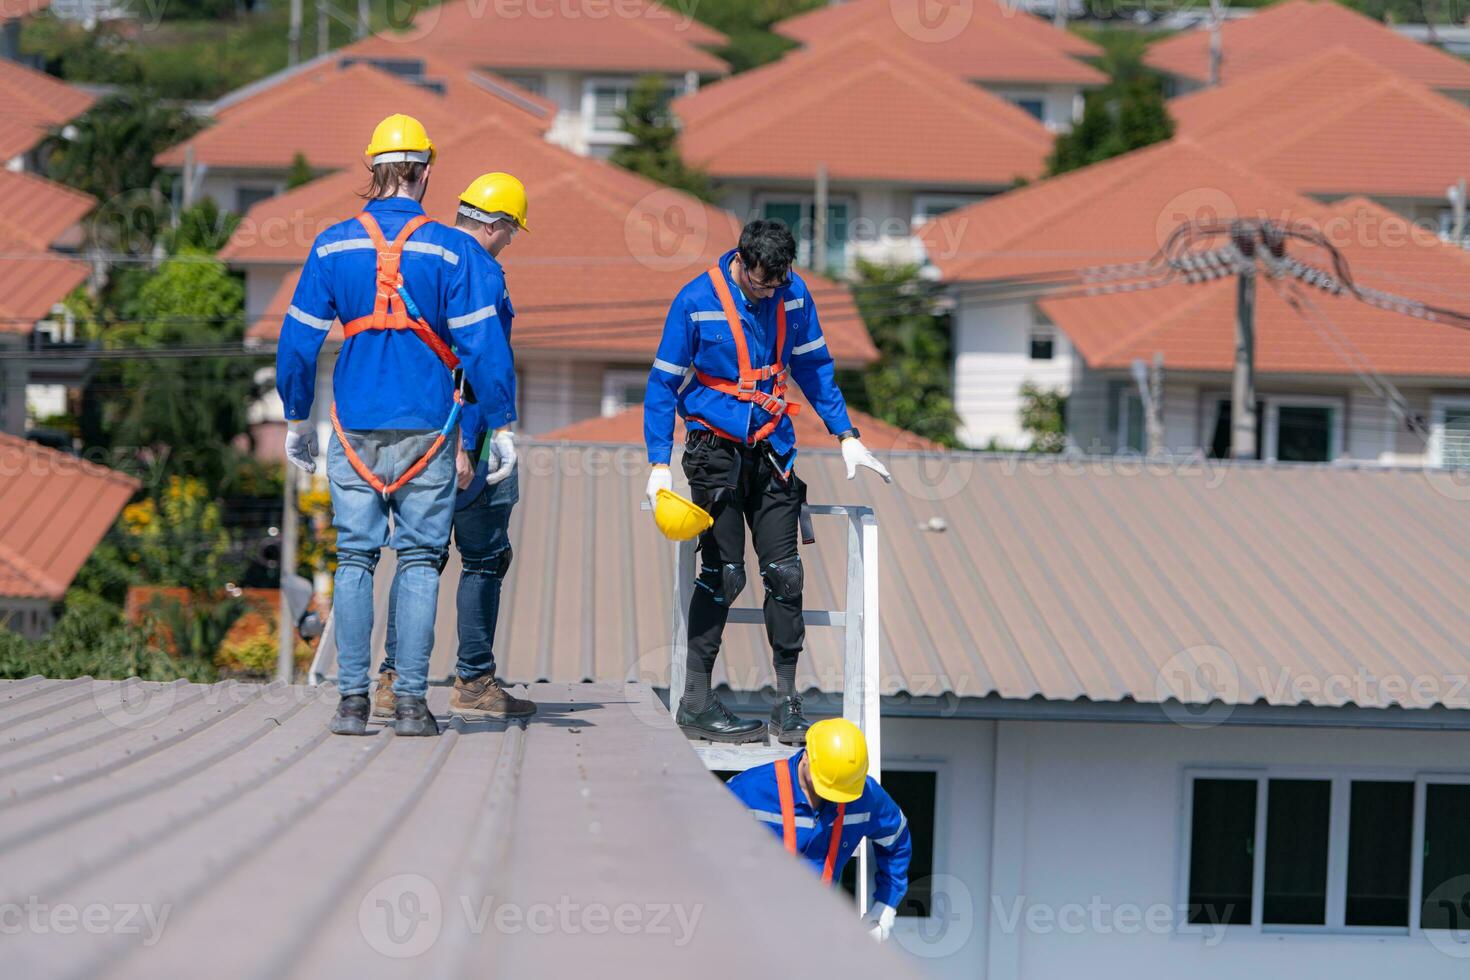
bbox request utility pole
[1208,0,1224,86]
[1053,0,1067,31]
[357,0,369,39]
[1131,353,1165,455]
[317,0,330,58]
[813,163,829,276]
[288,0,302,67]
[1449,178,1467,244]
[276,466,300,684]
[1230,223,1257,460]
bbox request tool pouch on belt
[797,477,814,545]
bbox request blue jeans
[329,430,455,700]
[382,469,517,681]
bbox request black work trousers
[681,430,804,708]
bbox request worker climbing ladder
[665,500,882,910]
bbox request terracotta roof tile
[156,61,544,172]
[1172,47,1470,199]
[0,0,51,22]
[226,117,876,363]
[362,0,728,74]
[0,58,94,162]
[676,32,1052,185]
[1146,0,1470,92]
[0,171,95,330]
[774,0,1105,85]
[540,403,943,451]
[0,433,139,600]
[0,169,96,250]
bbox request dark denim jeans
[382,469,517,681]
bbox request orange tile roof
[155,61,545,173]
[0,433,139,600]
[1146,0,1470,92]
[0,0,51,21]
[1171,47,1470,200]
[1053,197,1470,377]
[0,171,94,331]
[0,169,95,250]
[675,31,1053,185]
[0,58,94,162]
[226,117,877,363]
[540,403,942,452]
[774,0,1104,85]
[361,0,728,74]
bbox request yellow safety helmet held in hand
[653,489,712,541]
[365,114,436,165]
[805,718,868,803]
[458,172,531,232]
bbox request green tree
[1019,382,1067,453]
[689,0,825,73]
[39,91,199,205]
[287,152,315,190]
[611,75,712,200]
[161,198,243,255]
[1047,26,1174,176]
[838,261,959,446]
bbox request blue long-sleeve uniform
[727,750,911,909]
[275,197,516,433]
[454,257,517,507]
[644,249,852,465]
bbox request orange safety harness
[329,211,463,498]
[774,756,846,885]
[686,263,801,446]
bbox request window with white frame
[498,72,546,97]
[911,193,978,229]
[1029,309,1056,361]
[1115,387,1145,453]
[1431,398,1470,468]
[601,368,648,417]
[1183,770,1470,934]
[584,78,678,136]
[1011,96,1046,121]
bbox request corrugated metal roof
[315,444,1470,713]
[0,676,917,979]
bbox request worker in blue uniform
[727,718,909,941]
[376,174,536,722]
[277,115,515,738]
[643,219,891,745]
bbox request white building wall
[952,300,1073,449]
[890,715,1470,980]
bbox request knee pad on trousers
[762,555,803,604]
[463,545,512,578]
[396,545,442,573]
[695,562,746,606]
[336,548,381,574]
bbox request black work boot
[676,697,766,744]
[769,695,810,746]
[330,694,371,736]
[394,695,440,737]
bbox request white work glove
[645,464,672,511]
[841,436,891,483]
[484,429,517,486]
[285,419,318,474]
[864,902,897,942]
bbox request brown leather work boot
[372,670,397,719]
[450,673,536,719]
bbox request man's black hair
[737,219,797,282]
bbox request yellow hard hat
[458,172,530,232]
[653,488,712,541]
[365,113,436,165]
[805,718,868,803]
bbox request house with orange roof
[0,169,96,436]
[0,430,138,637]
[918,138,1470,464]
[1146,0,1470,100]
[0,56,94,172]
[155,57,555,215]
[336,0,728,158]
[773,0,1105,131]
[673,31,1055,274]
[218,114,875,450]
[1170,47,1470,231]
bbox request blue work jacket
[275,197,516,433]
[455,259,517,507]
[727,750,911,909]
[644,249,852,465]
